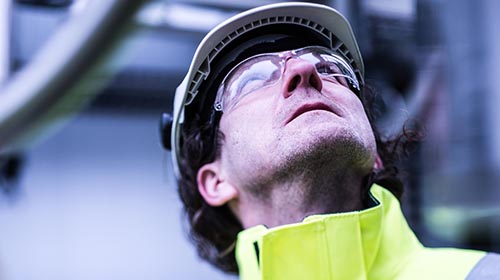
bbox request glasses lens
[217,56,281,111]
[297,50,359,90]
[214,46,359,112]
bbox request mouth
[286,102,337,124]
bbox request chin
[287,120,357,144]
[279,125,375,167]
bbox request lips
[286,102,337,124]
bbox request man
[160,2,499,279]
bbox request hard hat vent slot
[186,14,361,109]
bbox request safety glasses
[213,46,360,112]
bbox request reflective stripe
[466,253,500,279]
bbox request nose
[281,58,323,98]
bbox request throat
[239,167,368,229]
[235,137,375,229]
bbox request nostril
[288,75,301,92]
[309,73,322,92]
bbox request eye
[236,73,268,96]
[316,62,341,76]
[236,66,281,96]
[316,63,350,87]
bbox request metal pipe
[0,0,147,153]
[0,0,11,85]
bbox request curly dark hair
[176,83,423,274]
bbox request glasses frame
[213,45,361,112]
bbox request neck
[234,160,370,229]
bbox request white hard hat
[161,2,365,178]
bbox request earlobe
[197,162,238,206]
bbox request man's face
[215,48,377,193]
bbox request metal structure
[0,0,147,153]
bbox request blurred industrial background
[0,0,499,279]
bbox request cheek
[219,109,274,155]
[218,112,277,183]
[220,95,276,140]
[355,104,377,152]
[341,94,376,144]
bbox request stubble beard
[244,130,375,221]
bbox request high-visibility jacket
[235,184,499,279]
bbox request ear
[197,162,238,206]
[373,153,384,170]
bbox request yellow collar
[235,184,423,279]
